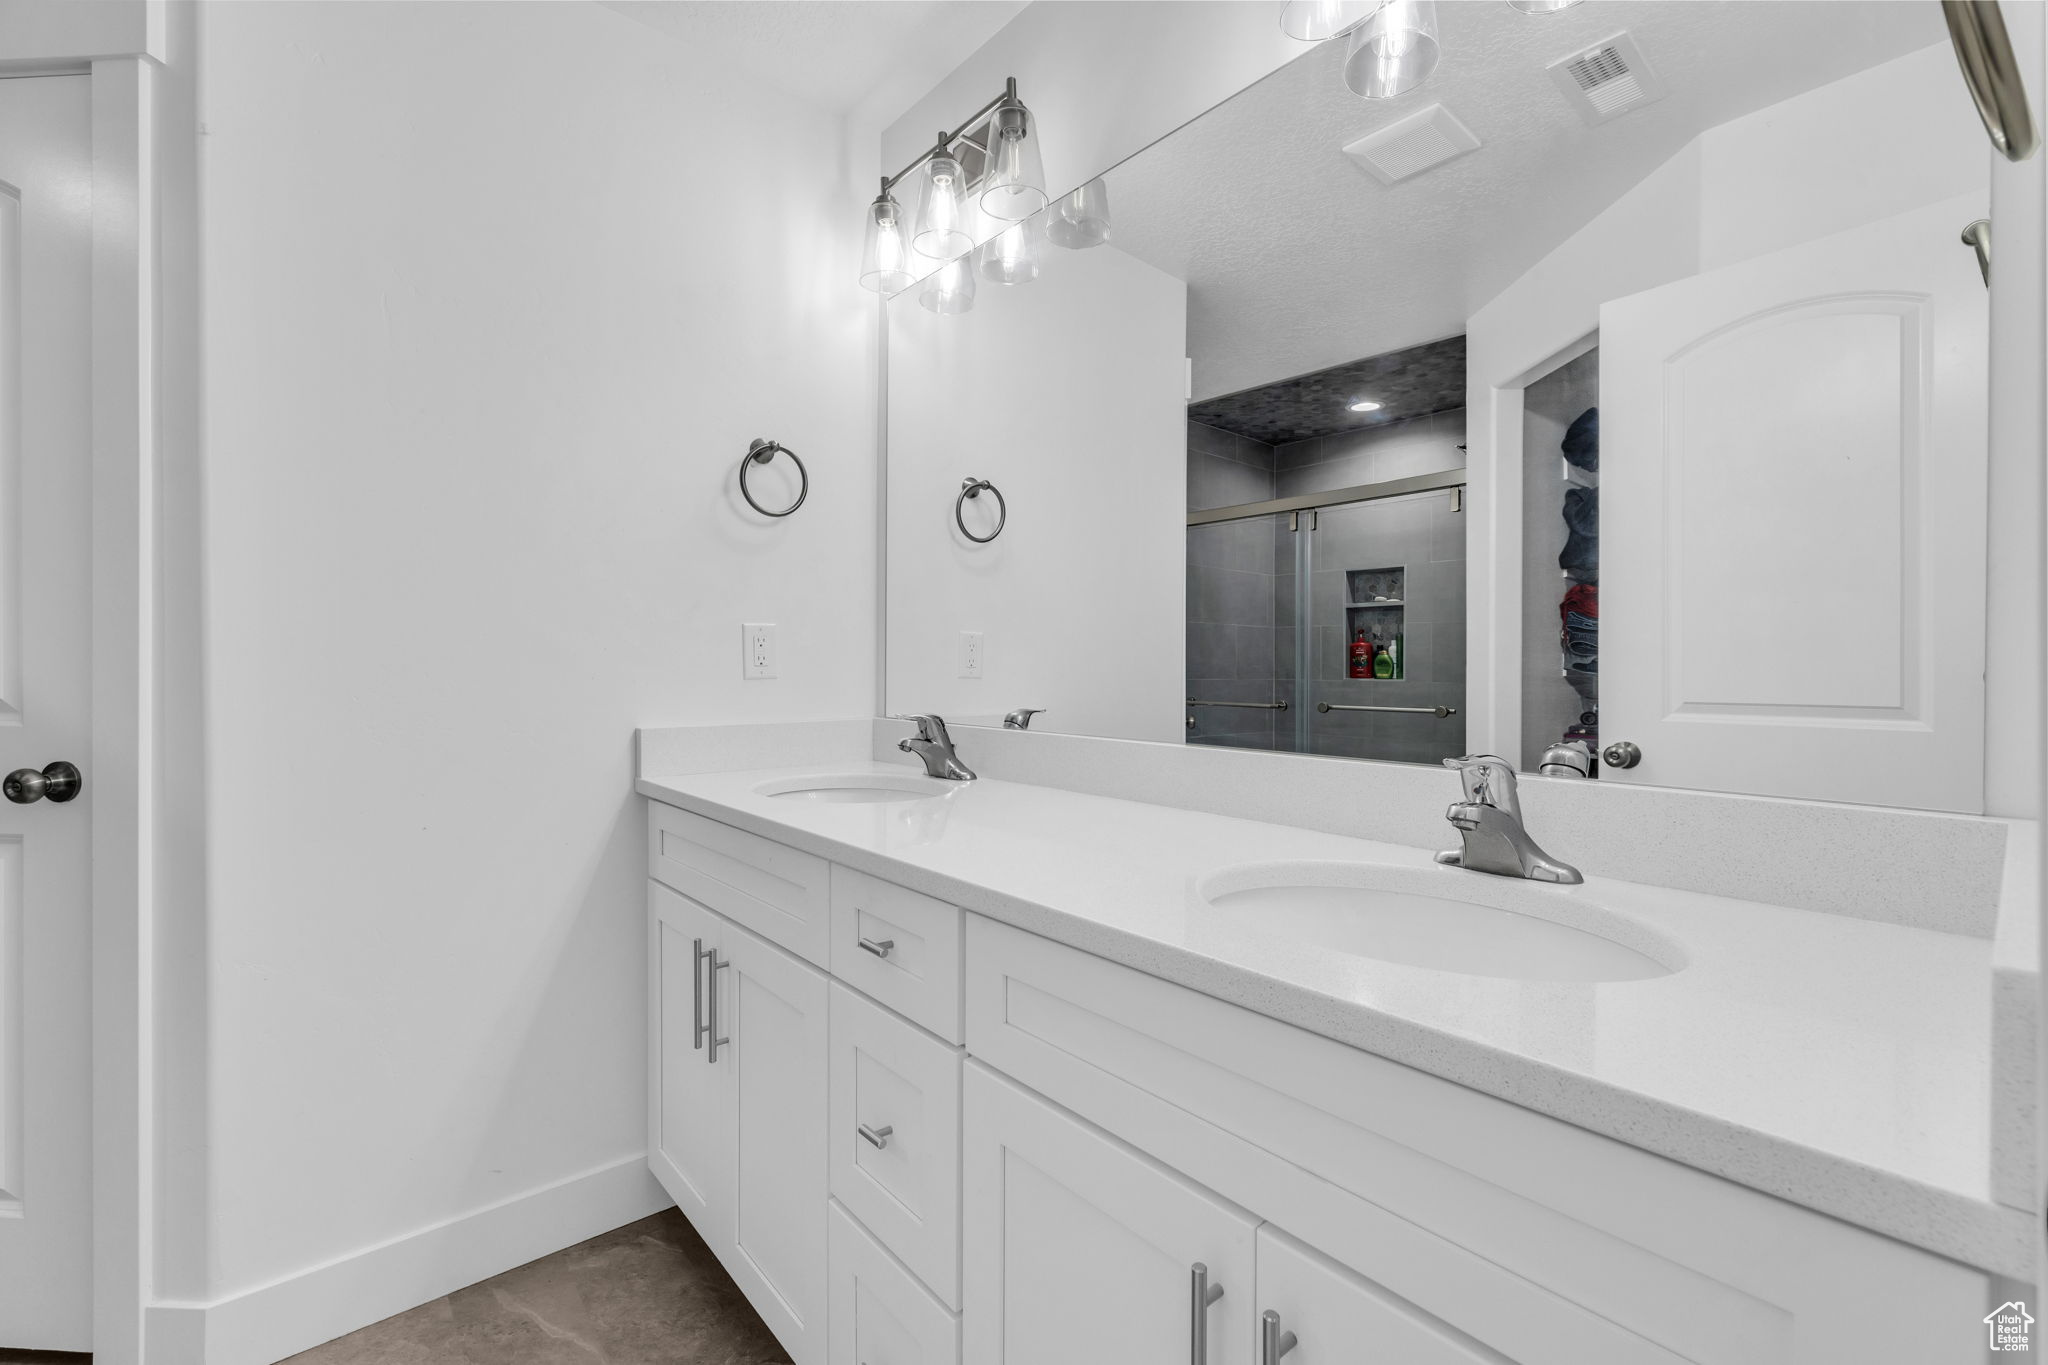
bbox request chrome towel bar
[1317,701,1457,718]
[1186,699,1289,710]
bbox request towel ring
[956,478,1006,544]
[739,438,808,518]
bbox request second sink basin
[754,773,954,804]
[1199,864,1678,983]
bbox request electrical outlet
[743,622,777,679]
[960,630,984,679]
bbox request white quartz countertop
[638,761,2033,1275]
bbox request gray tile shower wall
[1187,422,1282,748]
[1274,409,1467,499]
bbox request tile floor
[277,1207,789,1365]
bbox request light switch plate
[960,631,984,679]
[743,622,777,679]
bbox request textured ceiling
[596,1,1027,122]
[1095,1,1947,401]
[1190,333,1467,445]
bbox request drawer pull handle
[692,938,711,1051]
[705,949,730,1064]
[1190,1263,1224,1362]
[857,936,895,959]
[858,1123,894,1150]
[1261,1310,1297,1363]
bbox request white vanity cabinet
[646,799,1994,1365]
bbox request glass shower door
[1185,511,1302,752]
[1302,489,1467,764]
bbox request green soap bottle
[1374,635,1394,679]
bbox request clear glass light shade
[859,194,915,294]
[1280,0,1378,41]
[979,103,1049,221]
[918,254,976,315]
[977,220,1039,285]
[1504,0,1581,10]
[1343,0,1440,99]
[1045,178,1112,250]
[911,151,975,260]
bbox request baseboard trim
[145,1154,669,1365]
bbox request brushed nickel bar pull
[1186,699,1290,710]
[1963,219,1992,284]
[858,1123,894,1150]
[1190,1264,1224,1363]
[1261,1310,1298,1363]
[857,937,895,959]
[1944,0,2039,161]
[692,937,711,1051]
[1317,701,1457,717]
[705,950,730,1064]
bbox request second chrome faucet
[895,714,977,781]
[1435,755,1582,884]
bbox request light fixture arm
[880,77,1023,194]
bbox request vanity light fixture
[1348,399,1384,412]
[859,76,1050,298]
[1344,0,1441,99]
[1280,0,1380,41]
[1046,178,1113,249]
[977,219,1040,285]
[919,253,977,314]
[859,186,916,293]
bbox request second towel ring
[956,478,1006,544]
[739,438,808,518]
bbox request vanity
[637,721,2028,1365]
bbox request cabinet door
[723,919,832,1365]
[963,1062,1257,1365]
[829,1199,961,1365]
[649,884,733,1237]
[1256,1226,1508,1365]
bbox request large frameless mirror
[885,0,2001,814]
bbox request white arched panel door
[1598,192,1988,811]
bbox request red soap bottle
[1349,630,1373,679]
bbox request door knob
[1601,741,1642,770]
[5,761,81,804]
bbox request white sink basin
[754,773,954,804]
[1199,864,1678,983]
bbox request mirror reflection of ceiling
[1188,333,1466,445]
[1102,0,1947,402]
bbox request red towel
[1561,583,1598,621]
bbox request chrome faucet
[1002,708,1045,731]
[894,714,977,781]
[1434,755,1582,884]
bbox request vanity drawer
[648,801,830,966]
[828,1198,960,1365]
[829,865,963,1043]
[830,981,963,1307]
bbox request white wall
[886,242,1186,742]
[882,1,1298,209]
[1465,42,2010,809]
[184,0,877,1353]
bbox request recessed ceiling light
[1348,399,1383,412]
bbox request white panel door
[1599,193,1988,810]
[649,885,732,1237]
[0,74,92,1352]
[723,920,830,1365]
[962,1062,1258,1365]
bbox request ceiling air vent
[1343,104,1481,186]
[1548,31,1666,126]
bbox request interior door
[1599,192,1989,810]
[649,885,732,1236]
[0,73,93,1352]
[962,1062,1258,1365]
[723,921,829,1365]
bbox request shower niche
[1344,567,1406,679]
